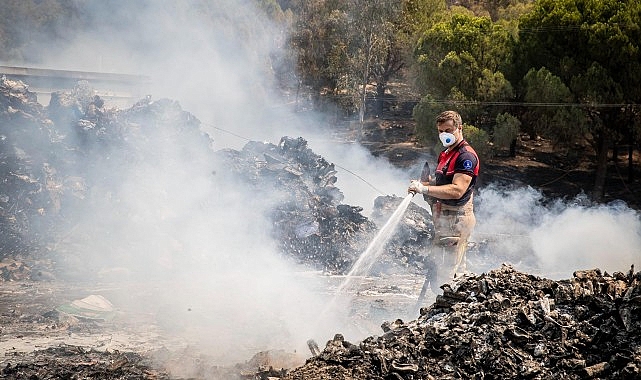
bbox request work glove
[408,180,428,195]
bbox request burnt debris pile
[214,136,377,273]
[0,77,432,277]
[0,76,209,274]
[1,345,171,379]
[370,195,434,275]
[285,264,641,380]
[214,141,435,273]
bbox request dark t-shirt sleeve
[453,151,478,176]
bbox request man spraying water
[408,110,480,296]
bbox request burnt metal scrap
[285,265,641,380]
[1,344,171,379]
[1,76,55,257]
[0,76,210,266]
[214,136,378,273]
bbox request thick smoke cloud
[14,0,368,367]
[39,1,293,148]
[6,0,640,372]
[473,185,640,279]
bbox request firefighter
[408,110,480,288]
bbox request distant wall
[0,65,150,108]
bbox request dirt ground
[0,268,431,379]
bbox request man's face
[437,120,458,135]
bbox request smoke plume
[3,0,640,373]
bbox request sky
[4,0,640,372]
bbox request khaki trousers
[430,197,476,282]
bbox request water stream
[335,193,414,295]
[311,193,416,342]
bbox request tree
[413,10,515,141]
[346,0,401,134]
[516,0,641,200]
[519,67,587,144]
[289,1,352,111]
[494,112,520,156]
[289,0,440,127]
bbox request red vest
[436,141,479,177]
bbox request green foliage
[463,124,492,160]
[516,0,641,153]
[522,67,572,104]
[412,94,441,146]
[497,2,535,21]
[413,11,515,129]
[519,67,588,147]
[518,0,641,102]
[493,112,520,149]
[477,69,513,101]
[401,0,447,35]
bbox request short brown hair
[436,110,462,128]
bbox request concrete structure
[0,65,151,107]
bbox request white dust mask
[439,131,457,147]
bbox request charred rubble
[0,76,432,278]
[213,138,434,274]
[213,136,377,273]
[285,264,641,380]
[0,76,211,276]
[370,195,434,275]
[1,345,171,379]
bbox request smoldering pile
[213,138,434,273]
[1,345,171,379]
[0,76,211,277]
[0,76,432,278]
[285,265,641,380]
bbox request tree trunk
[357,31,373,142]
[628,144,634,182]
[375,82,385,117]
[591,131,609,201]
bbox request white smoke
[474,184,641,279]
[530,200,641,278]
[6,0,641,374]
[13,0,366,369]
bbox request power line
[208,124,252,142]
[205,122,387,195]
[317,93,640,108]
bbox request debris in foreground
[284,264,641,380]
[1,344,170,379]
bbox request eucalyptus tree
[289,0,439,130]
[516,0,641,200]
[289,1,352,113]
[347,0,404,134]
[352,0,447,126]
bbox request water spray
[309,161,432,353]
[335,193,415,295]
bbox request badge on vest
[463,159,473,170]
